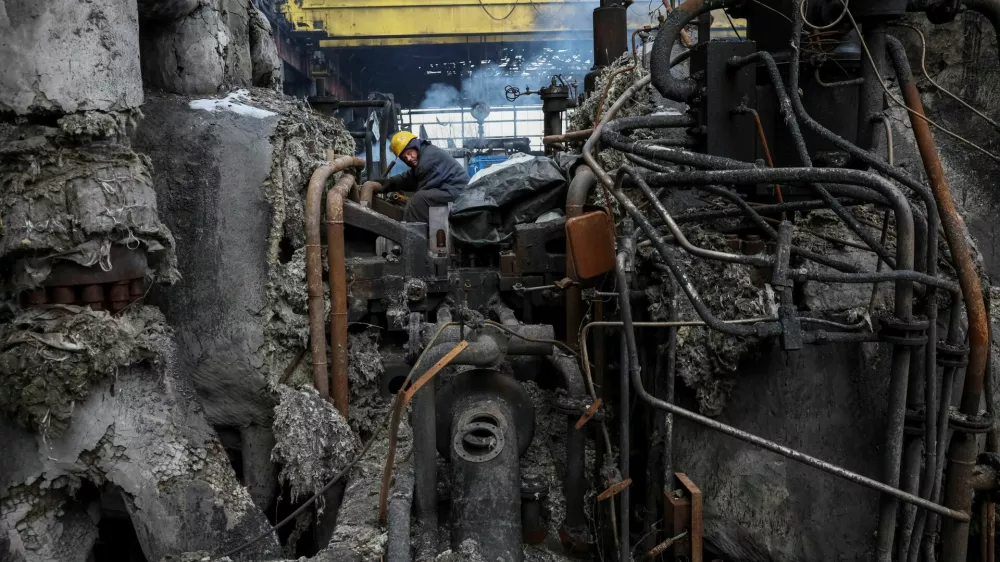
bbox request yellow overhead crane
[282,0,596,47]
[282,1,745,48]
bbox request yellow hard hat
[390,131,418,157]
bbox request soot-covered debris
[642,225,769,416]
[0,304,172,433]
[348,330,388,436]
[271,385,360,503]
[0,118,179,289]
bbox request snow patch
[189,89,277,119]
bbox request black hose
[649,0,749,101]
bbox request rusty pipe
[543,129,594,145]
[565,165,596,349]
[327,172,358,417]
[887,36,989,561]
[305,155,365,403]
[359,181,384,208]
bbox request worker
[367,131,469,223]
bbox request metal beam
[283,0,598,46]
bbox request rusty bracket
[664,472,703,562]
[575,398,603,429]
[598,477,632,501]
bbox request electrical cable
[893,22,1000,132]
[842,2,1000,162]
[477,0,518,21]
[799,0,849,30]
[724,9,743,40]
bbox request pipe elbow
[360,181,384,207]
[649,0,747,101]
[547,350,586,397]
[566,165,596,217]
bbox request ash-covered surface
[0,114,179,289]
[348,330,388,436]
[794,206,896,315]
[272,385,360,503]
[434,538,486,562]
[325,413,412,561]
[1,362,280,562]
[641,225,769,416]
[0,304,172,434]
[519,381,592,561]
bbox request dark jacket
[382,140,469,198]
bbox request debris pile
[272,385,360,502]
[643,225,769,416]
[0,304,172,433]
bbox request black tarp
[450,153,579,246]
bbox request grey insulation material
[0,116,179,290]
[271,385,360,503]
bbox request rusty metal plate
[566,211,615,279]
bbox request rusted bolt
[128,278,145,303]
[25,289,47,306]
[742,234,765,255]
[109,281,129,312]
[50,286,76,305]
[81,284,104,311]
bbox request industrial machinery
[300,0,1000,561]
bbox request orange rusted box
[566,211,615,279]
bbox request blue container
[467,154,509,177]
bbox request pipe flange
[949,412,993,434]
[937,342,970,368]
[436,370,535,459]
[878,316,929,347]
[453,416,506,464]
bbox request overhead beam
[283,0,598,46]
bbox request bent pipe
[603,127,897,268]
[359,181,384,208]
[649,0,749,101]
[547,350,589,539]
[785,1,941,278]
[887,34,990,562]
[619,167,773,267]
[610,184,779,338]
[305,155,365,403]
[411,335,504,560]
[963,0,1000,61]
[725,50,898,268]
[327,173,357,417]
[565,165,596,350]
[587,315,971,524]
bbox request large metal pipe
[886,35,990,562]
[449,394,523,561]
[565,165,596,349]
[304,155,365,402]
[359,181,384,208]
[412,328,503,560]
[387,460,414,562]
[327,173,357,417]
[547,351,589,543]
